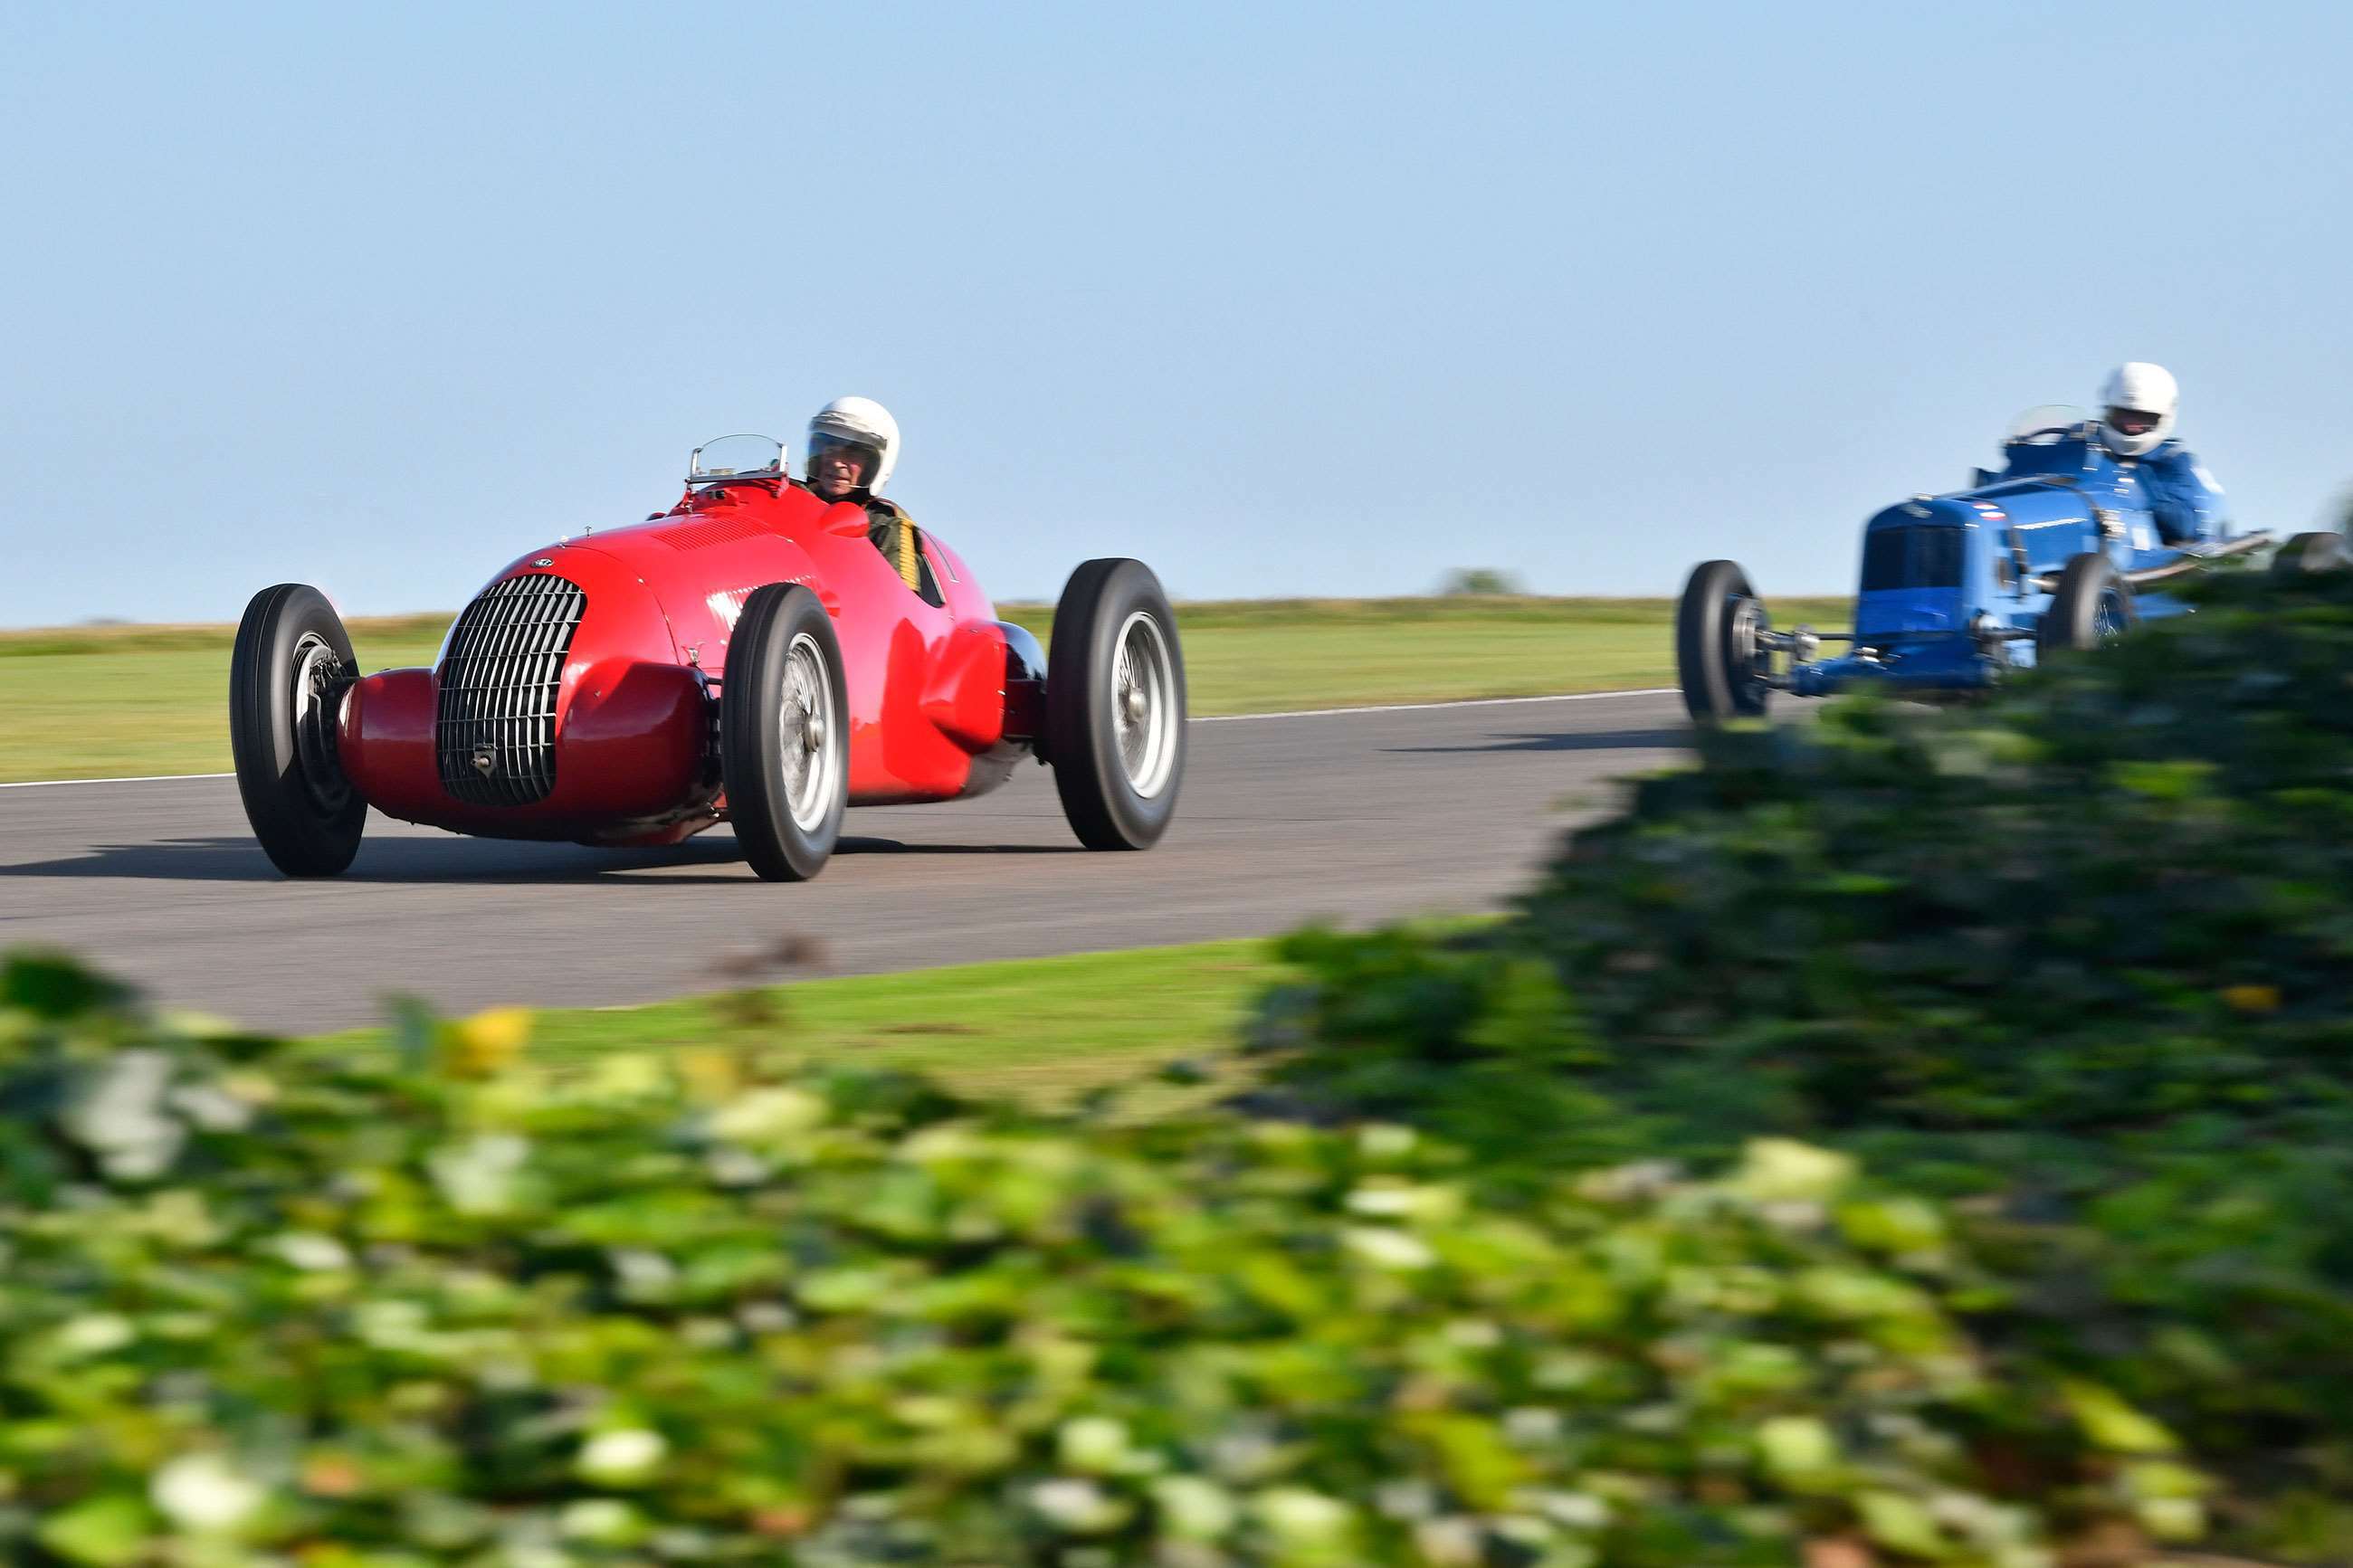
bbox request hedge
[0,955,2191,1567]
[1254,567,2353,1561]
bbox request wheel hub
[1110,611,1178,799]
[289,633,352,814]
[1729,596,1772,692]
[777,632,839,833]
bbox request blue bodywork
[1786,423,2237,698]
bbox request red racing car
[228,434,1185,879]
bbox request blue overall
[2130,440,2229,545]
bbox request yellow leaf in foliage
[442,1008,530,1078]
[2121,1459,2208,1502]
[1253,1487,1358,1563]
[2220,984,2281,1014]
[710,1087,828,1145]
[1153,1475,1237,1540]
[673,1047,743,1103]
[1401,1413,1525,1510]
[586,1051,665,1100]
[2108,759,2216,800]
[1756,1415,1841,1484]
[2061,1381,2177,1455]
[575,1428,667,1487]
[2135,1495,2205,1542]
[1854,1492,1945,1558]
[1729,1139,1857,1203]
[150,1453,268,1533]
[36,1493,153,1567]
[1059,1416,1138,1475]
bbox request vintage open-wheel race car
[1675,405,2348,720]
[229,434,1186,879]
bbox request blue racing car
[1675,404,2345,720]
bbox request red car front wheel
[229,584,367,878]
[721,584,848,881]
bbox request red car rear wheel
[1046,558,1186,850]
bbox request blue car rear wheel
[2037,553,2137,660]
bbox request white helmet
[805,395,900,496]
[2097,362,2178,459]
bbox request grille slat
[436,572,587,806]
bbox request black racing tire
[2272,530,2350,577]
[2037,552,2137,658]
[1046,558,1186,851]
[721,584,849,881]
[229,584,367,878]
[1675,559,1771,722]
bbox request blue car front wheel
[1676,559,1772,722]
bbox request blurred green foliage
[3,954,2174,1567]
[1256,568,2353,1562]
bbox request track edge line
[5,689,1681,788]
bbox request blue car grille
[1862,526,1964,590]
[435,573,587,806]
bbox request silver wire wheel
[1110,609,1179,800]
[720,584,846,882]
[289,632,353,815]
[776,630,839,833]
[1045,558,1186,851]
[2093,590,2127,643]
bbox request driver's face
[809,443,873,500]
[2108,407,2160,437]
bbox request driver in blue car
[2096,362,2229,546]
[802,395,940,603]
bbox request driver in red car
[803,395,938,603]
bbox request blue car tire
[1676,559,1771,722]
[2037,553,2136,660]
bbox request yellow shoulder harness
[896,514,919,590]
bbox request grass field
[321,936,1300,1113]
[0,594,1850,783]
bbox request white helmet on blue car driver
[2098,362,2178,460]
[806,395,900,497]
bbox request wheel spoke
[777,634,836,832]
[1110,612,1176,798]
[289,633,351,814]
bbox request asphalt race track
[2,690,1690,1033]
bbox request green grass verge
[318,936,1300,1112]
[0,595,1850,783]
[0,617,450,784]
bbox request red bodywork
[336,482,1045,846]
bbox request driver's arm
[2145,450,2228,544]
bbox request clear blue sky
[3,1,2348,626]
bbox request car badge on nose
[534,557,555,567]
[471,744,497,777]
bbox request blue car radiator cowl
[1854,514,1968,640]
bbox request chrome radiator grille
[435,573,587,806]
